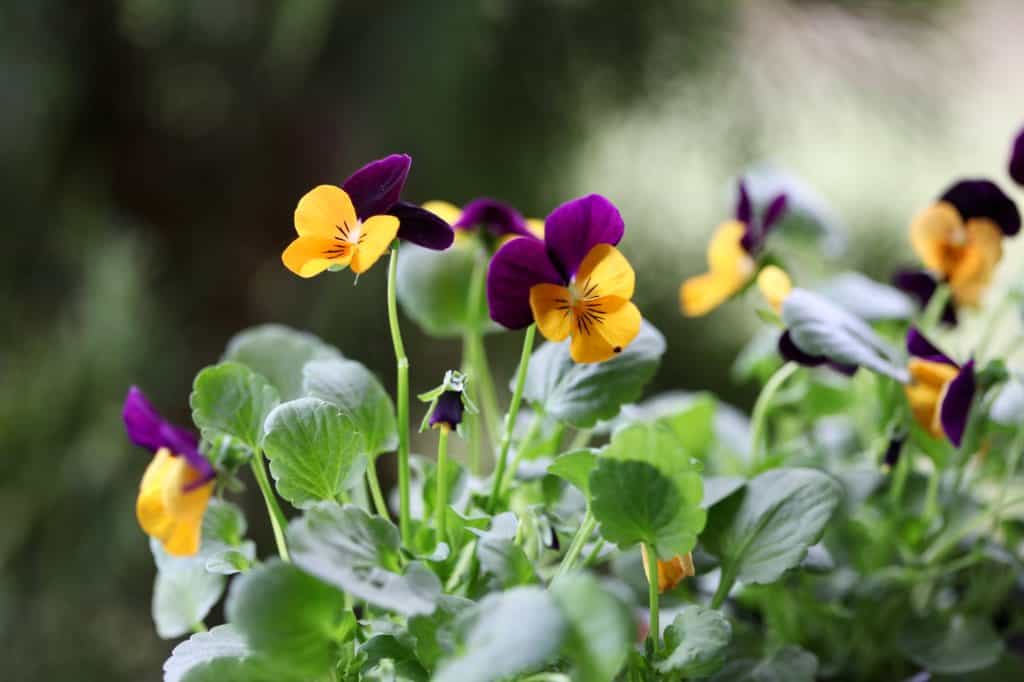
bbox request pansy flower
[902,179,1019,308]
[487,194,641,363]
[904,328,976,446]
[1010,126,1024,187]
[680,180,788,316]
[282,154,454,278]
[641,546,695,593]
[123,387,215,556]
[425,197,544,244]
[419,370,478,434]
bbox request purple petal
[939,178,1020,236]
[543,194,624,280]
[454,198,533,238]
[735,180,752,225]
[892,269,958,325]
[123,387,211,478]
[1011,126,1024,187]
[487,237,564,329]
[761,193,789,233]
[940,359,976,447]
[906,327,955,366]
[429,390,465,430]
[883,434,906,468]
[390,201,455,250]
[341,153,411,219]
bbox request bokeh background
[3,1,1023,679]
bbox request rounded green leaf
[899,615,1004,675]
[150,540,225,640]
[303,358,397,456]
[708,645,818,682]
[395,242,493,337]
[223,324,342,400]
[521,320,665,427]
[190,362,280,449]
[261,398,367,508]
[550,573,633,681]
[656,605,732,677]
[547,449,599,496]
[164,625,287,682]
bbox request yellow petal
[909,201,964,275]
[529,283,573,342]
[421,200,462,226]
[574,244,635,301]
[351,215,400,274]
[680,272,748,317]
[137,449,177,540]
[569,299,641,363]
[756,265,792,313]
[136,448,213,557]
[905,358,958,439]
[908,358,959,389]
[526,218,545,239]
[163,481,213,557]
[295,185,357,239]
[707,220,752,273]
[282,236,350,278]
[949,218,1002,306]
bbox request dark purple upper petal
[778,331,856,376]
[454,198,533,239]
[543,194,624,281]
[735,180,752,225]
[429,390,465,430]
[939,359,976,447]
[1011,126,1024,187]
[892,269,958,325]
[940,179,1020,236]
[389,201,454,250]
[906,327,956,366]
[341,154,411,219]
[883,434,906,468]
[123,387,212,479]
[487,237,564,329]
[761,193,789,233]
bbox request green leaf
[150,540,225,639]
[303,357,398,457]
[708,645,818,682]
[223,324,342,400]
[164,625,286,682]
[359,635,429,682]
[434,587,567,682]
[225,560,353,679]
[521,320,666,427]
[199,499,255,575]
[617,392,716,457]
[190,362,280,449]
[656,605,732,677]
[550,573,632,682]
[547,449,598,496]
[473,512,536,588]
[262,398,367,508]
[899,615,1004,675]
[408,595,474,669]
[589,459,705,558]
[702,468,841,585]
[395,242,493,337]
[288,503,442,616]
[702,476,746,509]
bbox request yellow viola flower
[137,448,215,556]
[904,328,976,446]
[641,546,696,593]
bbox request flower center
[323,219,364,258]
[566,276,605,336]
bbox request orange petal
[756,265,792,313]
[529,283,573,342]
[909,201,964,275]
[574,244,635,301]
[680,221,754,317]
[569,299,641,363]
[949,218,1002,306]
[641,546,696,593]
[282,236,350,278]
[350,215,400,274]
[295,185,357,239]
[422,200,462,226]
[137,449,178,541]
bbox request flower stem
[435,426,450,540]
[644,541,660,654]
[387,243,412,546]
[464,246,502,451]
[487,324,536,512]
[921,283,951,333]
[250,455,289,562]
[990,426,1024,534]
[555,509,596,577]
[749,361,798,466]
[365,457,390,520]
[711,567,735,609]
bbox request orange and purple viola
[894,179,1019,319]
[123,387,215,556]
[486,194,641,363]
[680,180,787,316]
[282,154,454,278]
[904,327,976,447]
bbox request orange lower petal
[569,299,641,363]
[351,215,400,274]
[282,236,350,278]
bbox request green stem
[555,509,596,578]
[470,329,501,446]
[435,427,450,540]
[582,538,606,568]
[567,428,593,451]
[888,444,911,508]
[990,426,1024,534]
[644,541,660,654]
[462,247,491,474]
[501,411,547,491]
[387,243,412,546]
[250,455,290,562]
[749,362,799,466]
[365,457,390,520]
[921,283,951,332]
[190,621,207,634]
[711,568,735,609]
[487,324,537,512]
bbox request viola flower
[419,370,478,434]
[904,328,976,446]
[908,179,1019,307]
[680,180,787,316]
[487,194,642,363]
[892,269,958,326]
[641,546,695,593]
[1010,126,1024,187]
[282,154,454,278]
[423,198,543,247]
[123,387,215,556]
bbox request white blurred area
[569,0,1024,371]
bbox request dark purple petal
[779,331,856,376]
[543,194,624,280]
[761,193,789,233]
[883,434,906,469]
[454,198,533,238]
[892,269,958,325]
[390,201,455,250]
[123,387,212,479]
[826,360,859,376]
[940,179,1020,236]
[429,390,465,430]
[735,180,752,224]
[1011,126,1024,187]
[341,153,411,219]
[906,327,955,366]
[487,237,564,329]
[940,359,976,447]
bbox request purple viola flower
[454,198,537,240]
[428,390,465,431]
[123,386,214,483]
[904,328,976,447]
[342,154,455,250]
[736,180,789,255]
[892,269,958,325]
[1011,126,1024,187]
[777,330,857,376]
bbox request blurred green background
[2,1,1023,679]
